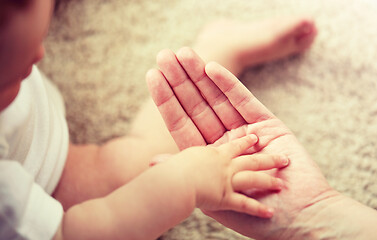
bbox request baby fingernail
[281,156,289,166]
[265,208,274,218]
[249,134,258,142]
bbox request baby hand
[180,135,289,218]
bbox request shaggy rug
[39,0,377,239]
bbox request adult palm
[146,47,337,239]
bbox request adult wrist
[282,191,377,240]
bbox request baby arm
[53,135,288,240]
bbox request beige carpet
[39,0,377,239]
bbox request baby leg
[54,100,178,210]
[194,16,317,76]
[54,16,317,210]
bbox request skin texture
[0,0,51,111]
[0,1,320,213]
[4,0,376,238]
[146,47,377,239]
[0,4,294,238]
[194,17,317,76]
[54,136,289,240]
[52,16,318,211]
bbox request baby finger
[232,171,284,192]
[228,194,274,218]
[233,154,289,172]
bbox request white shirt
[0,66,68,240]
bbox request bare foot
[194,16,317,76]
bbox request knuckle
[239,197,248,211]
[248,173,256,184]
[272,154,281,164]
[253,158,261,169]
[270,176,278,187]
[182,146,204,155]
[207,146,220,155]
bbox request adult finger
[146,68,206,149]
[176,47,247,130]
[205,61,275,124]
[156,49,225,144]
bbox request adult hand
[146,47,342,239]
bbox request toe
[294,19,317,49]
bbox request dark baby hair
[0,0,31,26]
[0,0,62,27]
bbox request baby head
[0,0,54,111]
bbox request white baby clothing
[0,66,68,240]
